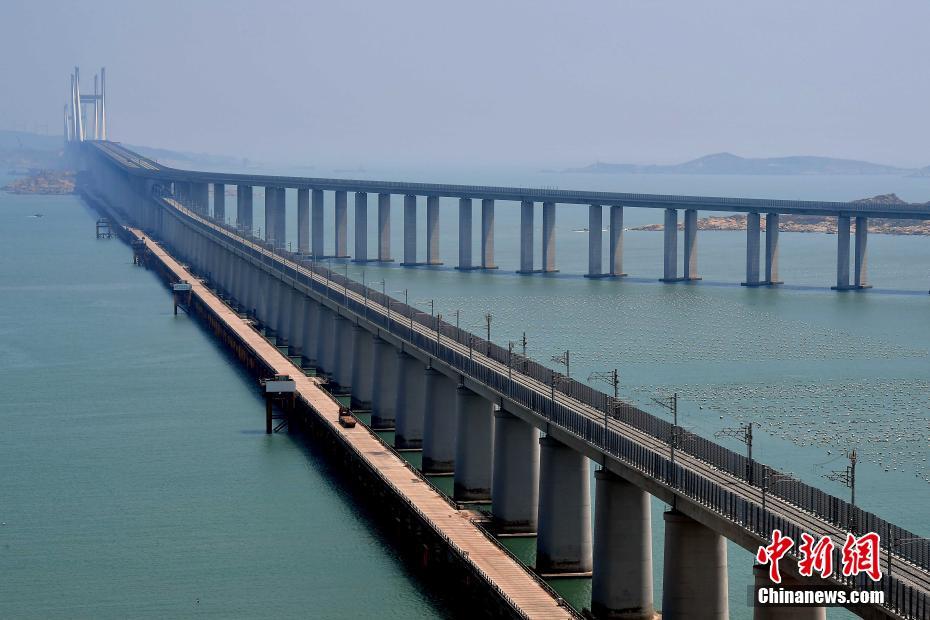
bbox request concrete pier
[263,187,276,246]
[370,336,397,428]
[481,199,496,269]
[192,182,209,215]
[317,306,336,378]
[833,215,852,290]
[586,204,603,277]
[662,510,728,619]
[301,297,319,366]
[519,200,535,273]
[683,208,699,281]
[312,189,324,258]
[427,196,442,265]
[542,201,557,272]
[378,193,392,261]
[491,410,539,534]
[334,190,349,258]
[591,470,655,620]
[402,194,418,266]
[536,436,592,575]
[394,352,426,449]
[330,315,350,390]
[213,183,225,223]
[854,216,869,288]
[276,188,287,251]
[609,206,626,277]
[350,324,373,408]
[661,208,679,282]
[453,387,494,501]
[764,213,781,285]
[422,368,457,473]
[458,198,475,269]
[236,185,253,232]
[297,188,310,254]
[752,564,826,620]
[354,192,368,262]
[287,288,306,356]
[743,212,761,286]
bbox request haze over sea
[1,161,927,619]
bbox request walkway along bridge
[84,140,930,620]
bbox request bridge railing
[159,189,930,618]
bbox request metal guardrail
[155,185,929,619]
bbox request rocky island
[630,194,930,236]
[2,170,76,195]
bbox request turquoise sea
[2,163,928,618]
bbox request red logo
[798,533,835,578]
[841,532,882,581]
[757,529,794,583]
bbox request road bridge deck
[127,224,575,620]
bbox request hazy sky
[3,0,929,167]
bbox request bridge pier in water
[683,208,700,281]
[586,204,603,277]
[394,353,426,449]
[236,185,253,234]
[402,195,419,266]
[764,213,782,285]
[542,201,557,273]
[212,183,225,223]
[427,196,442,265]
[662,510,728,619]
[743,211,762,286]
[536,436,593,575]
[453,386,494,501]
[334,190,349,258]
[661,208,680,281]
[422,368,457,473]
[519,200,535,273]
[378,193,393,262]
[592,470,655,620]
[297,188,310,254]
[312,189,324,258]
[370,336,397,428]
[457,198,476,270]
[491,410,539,533]
[353,192,369,262]
[349,324,373,408]
[481,198,496,268]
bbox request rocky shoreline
[630,194,930,236]
[2,170,75,195]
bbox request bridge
[78,138,930,620]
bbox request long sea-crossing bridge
[78,138,930,620]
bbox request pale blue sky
[2,0,929,167]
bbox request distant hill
[564,152,918,176]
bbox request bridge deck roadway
[163,198,928,619]
[128,224,575,620]
[93,141,930,219]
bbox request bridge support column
[301,298,319,367]
[336,317,355,390]
[312,189,324,258]
[660,208,679,281]
[832,215,852,290]
[237,185,253,233]
[378,193,393,261]
[481,199,496,269]
[609,205,627,277]
[353,192,368,262]
[854,216,869,289]
[315,305,335,378]
[213,183,225,223]
[743,212,762,286]
[518,200,535,273]
[764,213,782,285]
[192,182,209,215]
[334,190,349,258]
[542,201,557,272]
[402,194,418,265]
[427,196,442,265]
[683,208,700,281]
[492,410,539,532]
[662,510,728,619]
[586,204,603,277]
[297,188,310,254]
[263,187,276,246]
[276,280,293,347]
[453,387,494,501]
[288,287,306,356]
[349,325,373,409]
[457,198,475,269]
[752,564,826,620]
[591,470,655,620]
[276,188,287,250]
[330,315,349,390]
[537,436,592,575]
[422,368,457,473]
[370,337,397,429]
[394,352,425,449]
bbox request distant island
[563,153,926,176]
[3,170,75,194]
[630,194,930,236]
